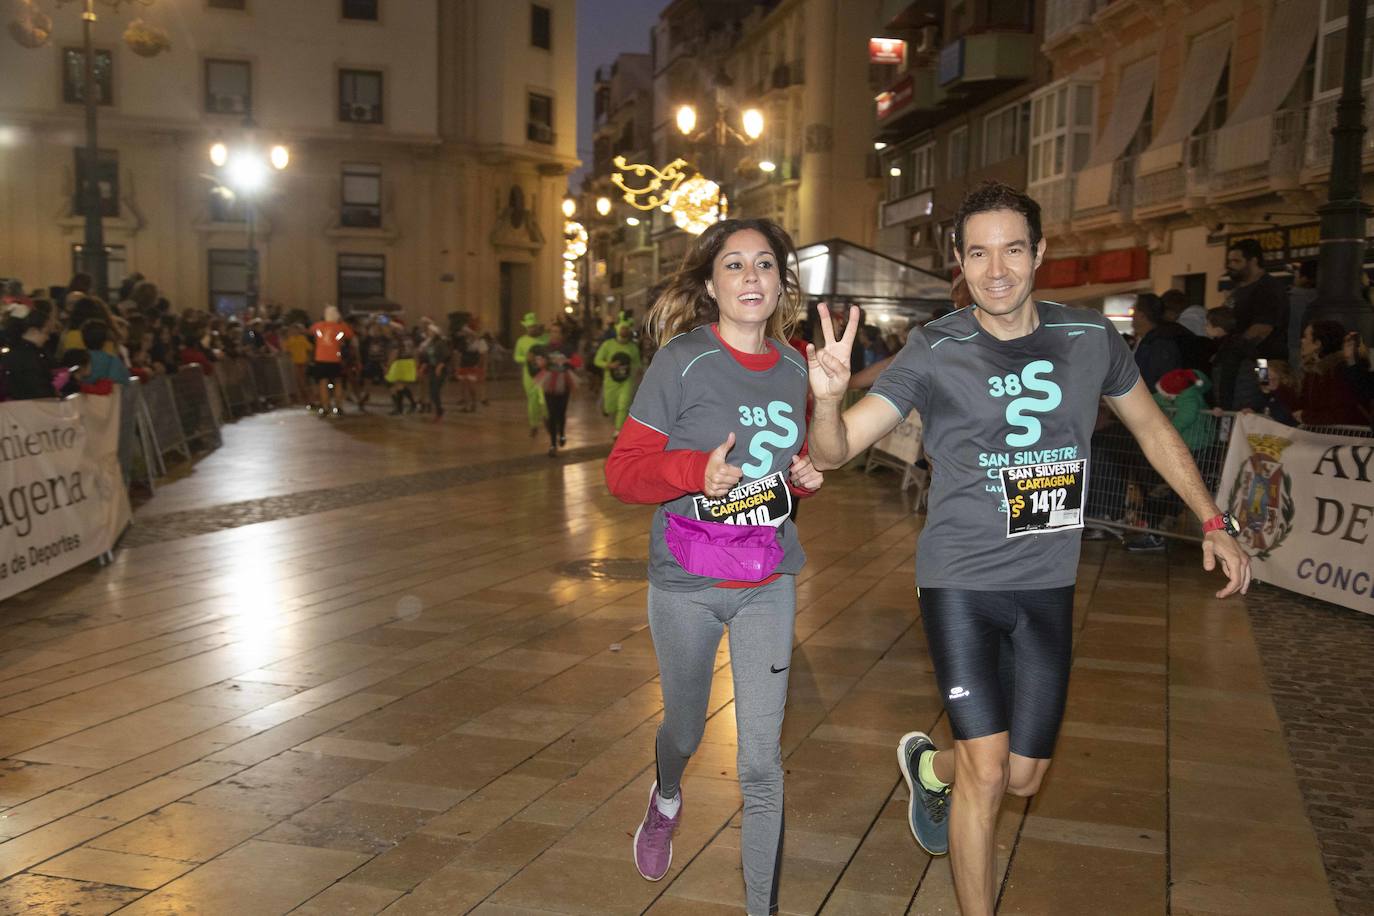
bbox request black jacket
[1,338,55,400]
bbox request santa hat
[1157,368,1201,396]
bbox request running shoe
[897,731,949,856]
[1123,533,1166,552]
[632,782,680,881]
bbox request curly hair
[953,181,1043,256]
[647,218,801,347]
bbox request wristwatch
[1202,512,1241,536]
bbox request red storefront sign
[876,75,913,120]
[1035,248,1149,288]
[869,38,907,66]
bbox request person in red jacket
[604,218,822,916]
[1297,319,1369,427]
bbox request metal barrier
[249,354,289,406]
[118,380,164,491]
[1087,411,1372,542]
[139,374,191,464]
[214,358,259,416]
[168,367,222,450]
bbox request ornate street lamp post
[9,0,169,300]
[207,139,290,313]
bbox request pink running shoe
[632,782,680,881]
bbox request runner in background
[595,318,642,435]
[514,312,549,437]
[308,305,353,417]
[534,349,576,456]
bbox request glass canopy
[794,238,951,329]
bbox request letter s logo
[741,401,799,476]
[1004,360,1061,448]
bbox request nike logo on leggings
[770,664,789,674]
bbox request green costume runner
[513,312,549,430]
[594,322,641,433]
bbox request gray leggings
[648,576,795,916]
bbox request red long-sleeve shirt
[604,326,815,587]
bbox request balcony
[1033,176,1074,228]
[874,68,948,140]
[1044,0,1095,48]
[1072,157,1135,228]
[1210,108,1308,200]
[881,187,935,228]
[936,32,1035,92]
[1304,93,1374,176]
[1133,133,1213,216]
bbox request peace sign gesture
[805,305,859,403]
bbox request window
[339,69,383,123]
[1316,1,1374,95]
[207,0,245,9]
[910,143,934,190]
[342,0,378,21]
[946,126,968,180]
[528,92,554,144]
[209,249,252,317]
[208,184,243,222]
[338,254,385,311]
[531,4,551,50]
[1028,81,1095,185]
[983,100,1030,166]
[71,243,127,294]
[62,48,113,106]
[73,148,119,217]
[988,0,1032,30]
[205,59,251,115]
[341,162,382,228]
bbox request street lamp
[595,196,612,217]
[741,108,764,141]
[562,196,576,218]
[676,105,698,137]
[208,139,290,313]
[9,0,171,300]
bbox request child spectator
[81,319,131,384]
[283,323,312,401]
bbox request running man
[594,318,641,434]
[513,312,549,436]
[804,182,1249,915]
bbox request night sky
[572,0,665,189]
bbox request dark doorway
[499,260,531,347]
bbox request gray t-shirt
[629,325,810,591]
[869,302,1139,590]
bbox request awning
[1213,0,1320,172]
[1137,24,1233,176]
[1085,56,1156,169]
[1037,280,1150,308]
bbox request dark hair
[1133,292,1165,325]
[1227,238,1265,265]
[1297,260,1317,283]
[4,299,51,339]
[1206,305,1237,334]
[67,272,93,294]
[81,318,110,350]
[953,181,1042,255]
[1305,319,1346,358]
[647,217,801,346]
[1159,288,1188,318]
[59,348,90,371]
[67,297,106,330]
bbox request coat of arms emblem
[1226,433,1295,559]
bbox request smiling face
[955,209,1045,318]
[705,229,782,332]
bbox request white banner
[1218,413,1374,616]
[0,395,131,601]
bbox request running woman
[804,182,1249,916]
[605,218,824,916]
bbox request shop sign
[876,76,913,120]
[1226,222,1322,264]
[869,38,906,66]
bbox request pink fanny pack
[663,512,783,582]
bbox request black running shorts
[917,586,1075,759]
[311,362,341,380]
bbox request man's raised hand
[805,305,859,402]
[704,433,743,497]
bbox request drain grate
[555,558,648,581]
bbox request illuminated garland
[668,175,728,236]
[611,156,689,211]
[563,220,587,304]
